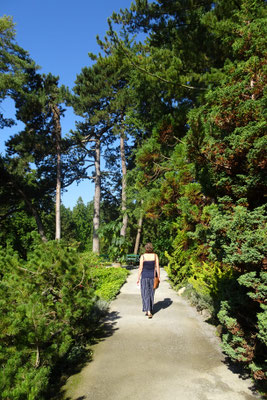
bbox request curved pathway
[63,268,259,400]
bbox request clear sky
[0,0,133,209]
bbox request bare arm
[156,254,160,281]
[137,255,144,284]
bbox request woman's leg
[141,278,150,312]
[141,278,155,317]
[148,278,155,315]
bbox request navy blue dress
[141,259,155,313]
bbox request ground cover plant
[88,266,129,301]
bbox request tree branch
[119,45,207,91]
[74,266,86,289]
[173,136,186,144]
[17,266,38,275]
[62,173,94,189]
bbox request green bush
[217,272,267,381]
[188,260,233,297]
[183,284,215,314]
[88,266,129,301]
[0,242,129,399]
[165,199,267,387]
[207,205,266,271]
[164,230,196,288]
[79,250,100,267]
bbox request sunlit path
[63,268,258,400]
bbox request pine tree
[0,16,35,128]
[71,50,134,253]
[72,197,94,249]
[4,70,86,242]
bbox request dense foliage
[0,241,128,399]
[0,0,266,396]
[108,0,267,387]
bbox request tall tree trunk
[18,189,47,242]
[134,209,143,255]
[52,104,61,240]
[120,127,128,237]
[93,136,101,254]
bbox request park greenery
[0,0,266,398]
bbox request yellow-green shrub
[88,267,129,301]
[188,261,233,297]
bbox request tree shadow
[46,311,121,400]
[153,298,173,314]
[222,356,251,380]
[90,311,120,344]
[221,357,267,397]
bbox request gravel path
[62,268,260,400]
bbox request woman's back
[142,252,155,261]
[142,253,155,279]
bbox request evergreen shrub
[165,202,267,384]
[188,260,233,297]
[207,205,267,271]
[183,284,214,314]
[0,241,128,399]
[218,271,267,382]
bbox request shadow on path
[47,311,121,400]
[90,311,120,345]
[222,357,266,397]
[153,298,173,314]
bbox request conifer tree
[111,0,267,382]
[187,0,267,208]
[4,70,86,242]
[72,197,94,249]
[71,50,134,253]
[0,16,35,128]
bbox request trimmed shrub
[88,266,129,301]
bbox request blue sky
[0,0,133,209]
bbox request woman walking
[137,242,160,319]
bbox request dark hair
[145,242,154,253]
